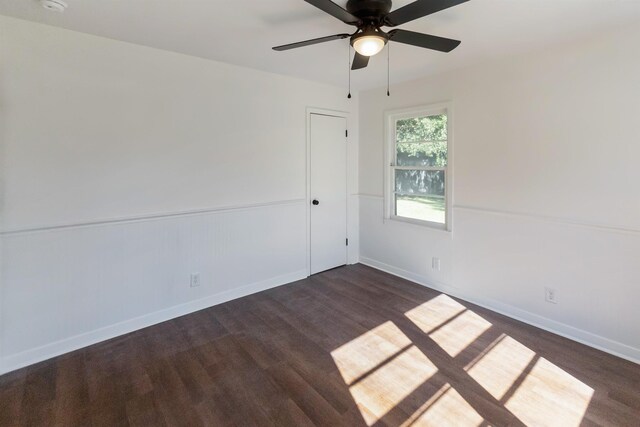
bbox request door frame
[306,107,351,277]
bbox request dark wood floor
[1,264,639,426]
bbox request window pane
[394,170,445,224]
[397,141,447,167]
[395,195,446,224]
[395,170,445,196]
[396,114,447,143]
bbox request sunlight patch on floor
[427,310,492,357]
[505,357,594,427]
[334,294,594,427]
[466,334,536,400]
[331,321,438,426]
[400,384,484,427]
[348,346,438,425]
[466,334,593,426]
[405,294,467,334]
[331,321,413,384]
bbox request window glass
[394,170,445,223]
[396,141,447,167]
[389,110,449,227]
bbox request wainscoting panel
[0,200,307,374]
[359,195,640,363]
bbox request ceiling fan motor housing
[346,0,392,23]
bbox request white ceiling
[3,0,640,90]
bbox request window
[386,105,451,229]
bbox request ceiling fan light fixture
[351,28,387,57]
[353,35,386,56]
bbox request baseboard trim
[0,269,307,375]
[359,257,640,365]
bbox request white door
[310,113,348,275]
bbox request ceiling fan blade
[384,0,469,27]
[304,0,361,25]
[388,29,461,52]
[351,52,370,70]
[273,33,350,51]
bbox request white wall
[0,16,359,374]
[359,23,640,362]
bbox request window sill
[385,215,452,233]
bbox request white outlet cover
[190,273,201,288]
[545,287,557,304]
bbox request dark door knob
[312,199,319,206]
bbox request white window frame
[384,102,453,231]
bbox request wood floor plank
[1,264,638,426]
[0,371,27,427]
[125,392,167,427]
[51,353,90,426]
[19,362,57,426]
[266,363,349,426]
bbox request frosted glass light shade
[353,35,386,57]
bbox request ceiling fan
[273,0,469,70]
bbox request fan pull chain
[387,42,390,97]
[347,42,352,99]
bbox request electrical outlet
[432,257,441,271]
[545,287,557,304]
[190,273,201,288]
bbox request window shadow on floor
[322,265,612,427]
